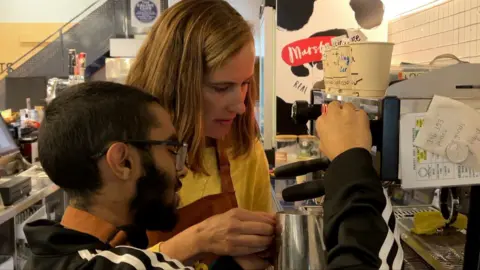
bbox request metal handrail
[0,0,103,76]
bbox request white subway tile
[472,24,478,40]
[441,31,447,46]
[449,16,455,30]
[420,12,426,25]
[417,26,423,38]
[466,10,472,25]
[455,13,460,28]
[477,22,480,38]
[459,43,466,57]
[471,9,478,24]
[444,3,450,17]
[433,34,440,48]
[441,17,447,31]
[440,32,446,46]
[460,27,466,42]
[465,42,471,56]
[424,25,430,36]
[448,30,455,45]
[466,25,473,41]
[453,44,460,56]
[460,12,465,27]
[433,7,439,21]
[442,3,448,18]
[405,17,411,29]
[398,20,405,32]
[454,29,460,43]
[446,45,454,54]
[432,21,439,35]
[471,41,477,55]
[425,36,432,49]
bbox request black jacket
[323,148,404,269]
[24,148,402,270]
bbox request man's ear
[106,142,133,180]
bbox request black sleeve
[78,246,195,270]
[323,148,404,270]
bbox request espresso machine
[275,63,480,270]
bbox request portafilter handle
[291,100,321,125]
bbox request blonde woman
[126,0,274,268]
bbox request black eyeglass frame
[92,140,188,171]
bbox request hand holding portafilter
[316,102,372,161]
[282,101,377,202]
[291,100,382,148]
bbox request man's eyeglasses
[92,140,188,171]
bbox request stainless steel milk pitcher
[275,209,327,270]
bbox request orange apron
[147,143,238,265]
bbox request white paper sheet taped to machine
[413,95,480,170]
[400,113,480,189]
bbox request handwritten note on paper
[400,113,480,189]
[413,95,480,170]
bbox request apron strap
[215,140,235,193]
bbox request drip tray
[394,205,465,270]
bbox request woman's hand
[196,208,276,256]
[234,254,271,270]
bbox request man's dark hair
[39,81,160,205]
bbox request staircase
[0,0,155,99]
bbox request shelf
[0,183,58,226]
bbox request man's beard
[130,151,179,231]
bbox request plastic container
[276,135,298,166]
[297,135,320,159]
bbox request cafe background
[0,0,463,77]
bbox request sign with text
[130,0,161,28]
[0,63,13,74]
[275,0,388,104]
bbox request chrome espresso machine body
[283,63,480,270]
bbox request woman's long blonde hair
[126,0,259,173]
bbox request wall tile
[471,9,477,24]
[472,24,478,40]
[459,12,465,27]
[470,40,477,55]
[460,27,466,42]
[388,0,480,64]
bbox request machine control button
[445,141,469,163]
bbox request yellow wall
[0,22,75,79]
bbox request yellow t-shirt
[178,139,273,212]
[149,140,273,254]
